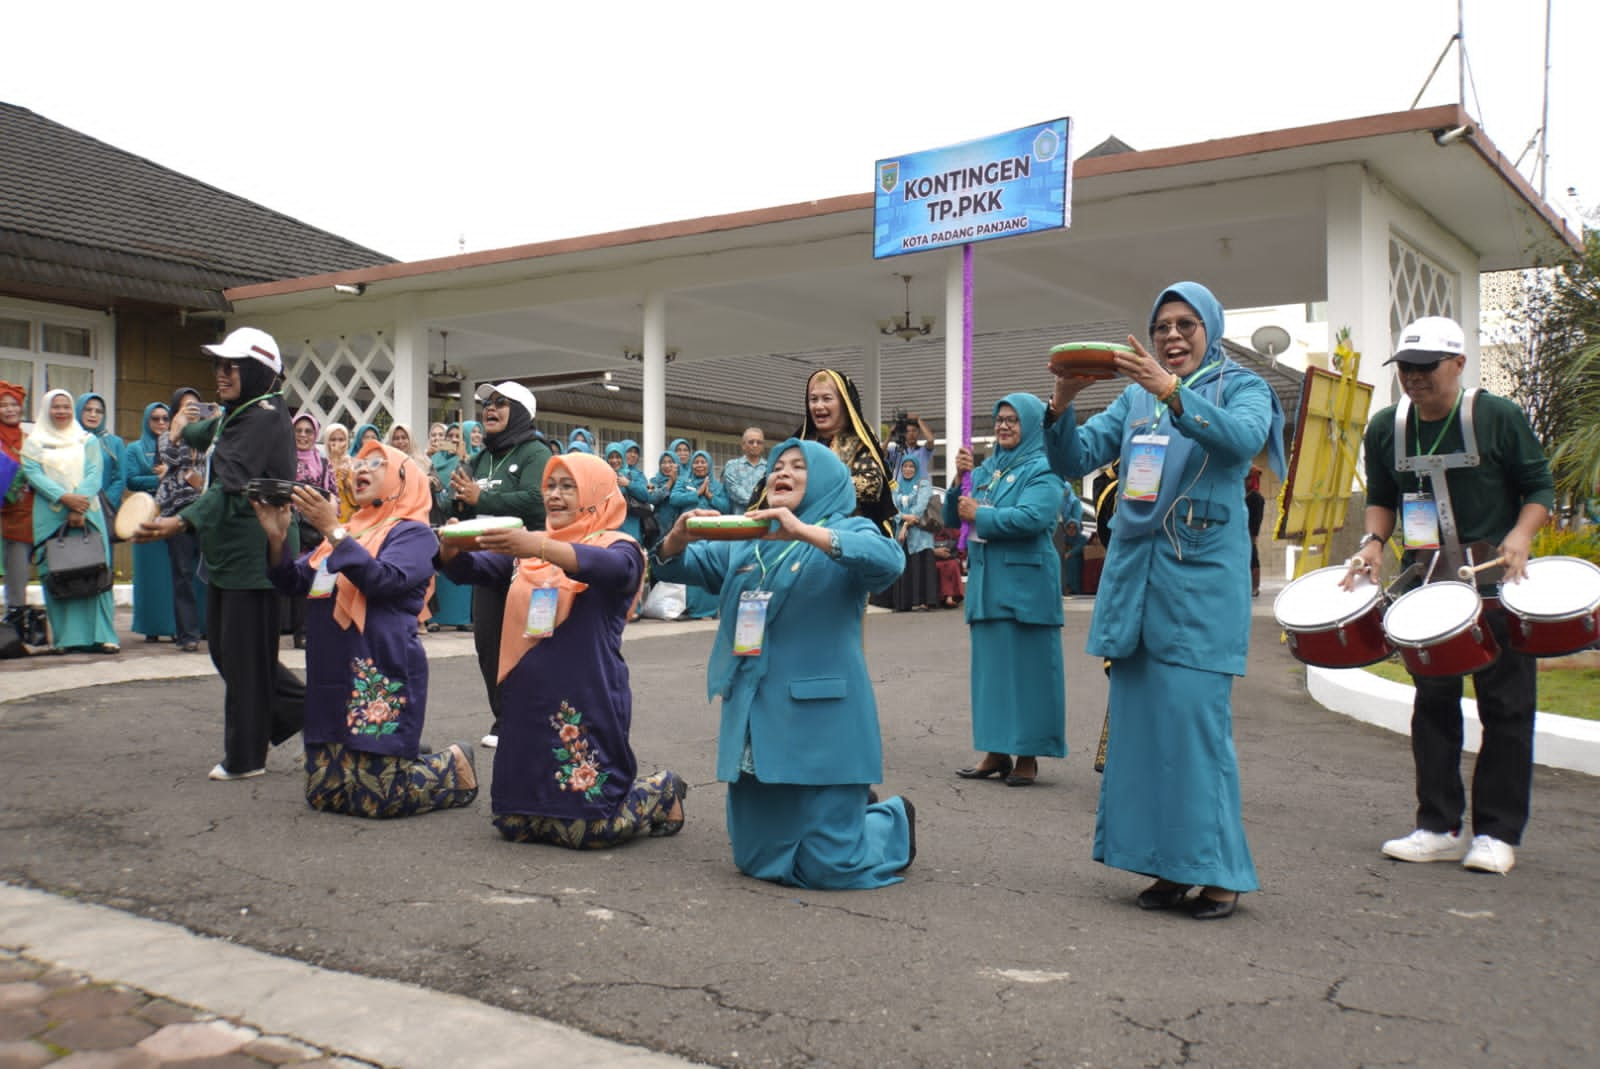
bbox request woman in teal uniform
[1044,281,1284,919]
[125,402,177,641]
[947,393,1066,787]
[653,438,912,889]
[671,449,727,619]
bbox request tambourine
[113,492,158,541]
[686,516,771,541]
[1049,342,1132,380]
[438,515,524,549]
[244,478,332,506]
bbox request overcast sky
[7,1,1594,264]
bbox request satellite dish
[1251,325,1292,357]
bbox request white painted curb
[1307,665,1600,777]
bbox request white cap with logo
[203,327,283,374]
[1387,316,1465,366]
[474,381,537,419]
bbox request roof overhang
[225,105,1582,377]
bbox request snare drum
[1383,581,1498,677]
[1274,566,1392,668]
[1498,556,1600,657]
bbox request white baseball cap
[203,327,283,374]
[1387,316,1465,365]
[474,381,537,419]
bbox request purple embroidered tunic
[267,521,434,758]
[445,541,643,820]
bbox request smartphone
[187,401,219,420]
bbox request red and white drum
[1274,566,1393,668]
[1498,555,1600,657]
[1383,581,1498,677]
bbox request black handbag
[34,523,113,600]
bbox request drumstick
[1457,556,1506,581]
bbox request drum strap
[1393,389,1480,574]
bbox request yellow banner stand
[1276,329,1375,578]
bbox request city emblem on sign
[878,161,900,195]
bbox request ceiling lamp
[878,273,935,342]
[428,330,465,397]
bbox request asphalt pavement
[2,591,1598,1069]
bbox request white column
[641,291,666,469]
[1324,163,1393,406]
[391,299,429,434]
[942,247,966,485]
[860,331,883,437]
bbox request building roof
[0,102,395,311]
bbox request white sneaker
[480,733,499,749]
[208,763,265,782]
[1381,828,1469,863]
[1462,835,1516,874]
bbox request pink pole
[958,243,974,548]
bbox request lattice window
[283,331,395,434]
[1388,235,1457,341]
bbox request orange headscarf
[498,451,641,682]
[308,441,433,633]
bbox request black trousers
[1409,603,1537,845]
[472,584,506,732]
[166,530,203,645]
[207,586,306,774]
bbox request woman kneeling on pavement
[652,438,913,889]
[440,450,686,847]
[254,440,478,818]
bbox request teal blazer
[654,517,904,786]
[943,464,1064,628]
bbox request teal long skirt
[969,620,1066,757]
[1093,645,1258,892]
[726,776,911,890]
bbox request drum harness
[1391,388,1490,593]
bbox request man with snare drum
[1347,316,1552,875]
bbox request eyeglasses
[1150,317,1203,340]
[481,397,511,409]
[1397,360,1444,375]
[351,456,388,472]
[993,415,1021,428]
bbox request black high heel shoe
[1188,890,1239,920]
[955,755,1013,780]
[1136,881,1194,911]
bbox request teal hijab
[351,423,381,458]
[893,454,922,498]
[460,420,485,458]
[704,438,855,701]
[972,392,1051,509]
[1112,281,1287,539]
[137,402,168,464]
[667,437,691,466]
[617,438,641,474]
[74,392,114,438]
[684,449,715,488]
[568,427,595,450]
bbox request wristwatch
[1357,532,1387,550]
[328,526,349,546]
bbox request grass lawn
[1364,658,1600,721]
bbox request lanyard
[1155,360,1220,426]
[752,517,831,587]
[1414,389,1464,457]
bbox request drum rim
[1383,581,1485,648]
[1498,556,1600,620]
[1273,565,1385,632]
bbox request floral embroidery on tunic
[550,700,609,801]
[346,658,405,736]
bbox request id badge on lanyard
[524,584,560,638]
[1400,492,1442,550]
[1122,434,1170,502]
[733,590,773,656]
[308,560,337,599]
